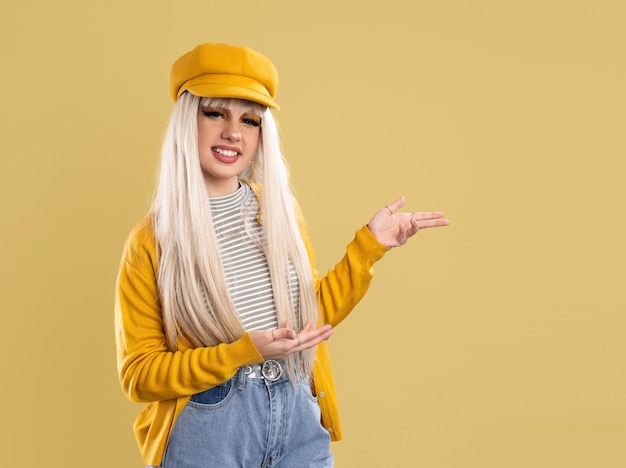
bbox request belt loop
[236,367,246,391]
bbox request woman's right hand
[250,321,333,361]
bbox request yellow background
[1,1,624,466]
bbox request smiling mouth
[213,147,240,157]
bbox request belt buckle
[261,360,283,381]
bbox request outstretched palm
[367,196,449,248]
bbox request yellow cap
[170,42,279,109]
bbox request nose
[222,121,242,141]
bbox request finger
[275,327,296,341]
[292,321,312,346]
[417,218,450,229]
[408,215,420,237]
[296,326,333,350]
[398,222,408,245]
[385,196,406,214]
[297,324,332,343]
[411,211,447,221]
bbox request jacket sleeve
[314,225,389,326]
[114,219,264,403]
[294,205,389,327]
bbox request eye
[242,116,262,127]
[200,107,225,119]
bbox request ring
[385,205,393,215]
[412,212,417,222]
[271,329,277,342]
[296,334,302,346]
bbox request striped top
[209,182,299,331]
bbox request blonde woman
[115,42,449,468]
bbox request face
[197,98,262,196]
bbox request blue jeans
[153,366,333,467]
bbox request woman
[115,42,449,467]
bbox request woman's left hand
[250,321,333,361]
[367,196,450,248]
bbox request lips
[212,146,241,163]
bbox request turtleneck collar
[208,181,249,214]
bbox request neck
[206,179,240,197]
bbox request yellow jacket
[115,212,388,466]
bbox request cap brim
[182,83,279,109]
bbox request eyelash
[201,109,261,127]
[203,110,224,119]
[242,118,261,127]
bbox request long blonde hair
[151,92,319,379]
